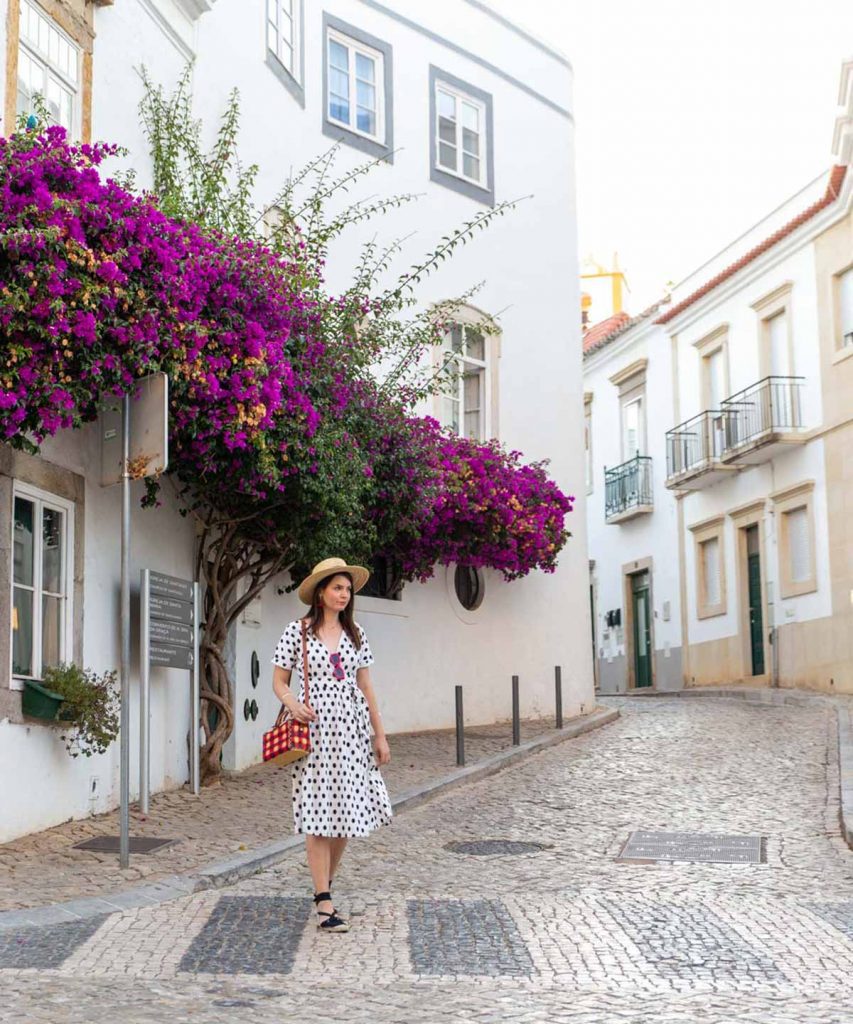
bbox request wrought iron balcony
[665,410,735,490]
[604,455,653,523]
[720,376,805,465]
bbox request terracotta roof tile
[582,312,630,353]
[582,297,672,357]
[656,165,848,326]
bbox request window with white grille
[701,536,721,607]
[436,85,485,186]
[267,0,299,79]
[327,29,383,142]
[440,323,489,441]
[12,483,74,681]
[839,267,853,349]
[16,0,79,133]
[785,506,811,584]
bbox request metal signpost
[140,570,200,813]
[99,373,169,868]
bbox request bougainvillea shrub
[0,125,573,581]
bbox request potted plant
[41,664,120,758]
[21,678,66,721]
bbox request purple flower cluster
[378,417,574,581]
[0,127,574,580]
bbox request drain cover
[72,836,176,854]
[445,840,549,856]
[618,830,765,865]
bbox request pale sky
[488,0,853,318]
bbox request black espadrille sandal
[313,891,349,933]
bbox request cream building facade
[585,58,853,697]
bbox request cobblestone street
[3,695,853,1023]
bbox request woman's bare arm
[272,665,316,723]
[356,667,390,765]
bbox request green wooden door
[631,573,652,688]
[747,526,765,676]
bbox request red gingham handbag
[263,619,312,765]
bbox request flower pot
[22,679,66,721]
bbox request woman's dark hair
[305,573,362,650]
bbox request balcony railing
[666,409,729,481]
[605,454,653,522]
[721,376,803,453]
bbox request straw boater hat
[297,557,370,605]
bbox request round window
[454,565,484,611]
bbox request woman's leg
[305,834,333,914]
[329,837,348,884]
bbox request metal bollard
[512,675,520,746]
[555,665,563,729]
[455,685,465,766]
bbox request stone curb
[0,706,619,932]
[627,686,853,853]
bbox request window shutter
[706,349,725,408]
[767,312,789,377]
[787,507,811,583]
[840,268,853,346]
[702,537,721,607]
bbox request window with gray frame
[322,14,393,161]
[429,66,494,205]
[266,0,304,106]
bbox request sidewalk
[0,710,615,916]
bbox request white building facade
[0,0,592,842]
[585,60,853,698]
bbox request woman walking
[272,557,393,933]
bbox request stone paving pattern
[0,715,561,912]
[2,695,853,1023]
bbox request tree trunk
[195,520,287,785]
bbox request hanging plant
[42,664,120,758]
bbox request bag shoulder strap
[300,618,310,705]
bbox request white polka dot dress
[272,620,393,838]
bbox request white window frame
[434,82,488,189]
[326,27,384,144]
[440,323,490,441]
[10,481,75,689]
[17,0,80,136]
[267,0,301,81]
[621,394,645,461]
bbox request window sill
[436,164,488,192]
[696,605,727,620]
[326,115,383,147]
[322,118,392,162]
[779,579,818,599]
[831,344,853,366]
[430,164,495,207]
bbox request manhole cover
[617,830,765,865]
[444,840,549,856]
[72,836,177,854]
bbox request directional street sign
[140,569,200,813]
[149,619,194,647]
[149,593,195,625]
[149,643,194,670]
[149,571,194,603]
